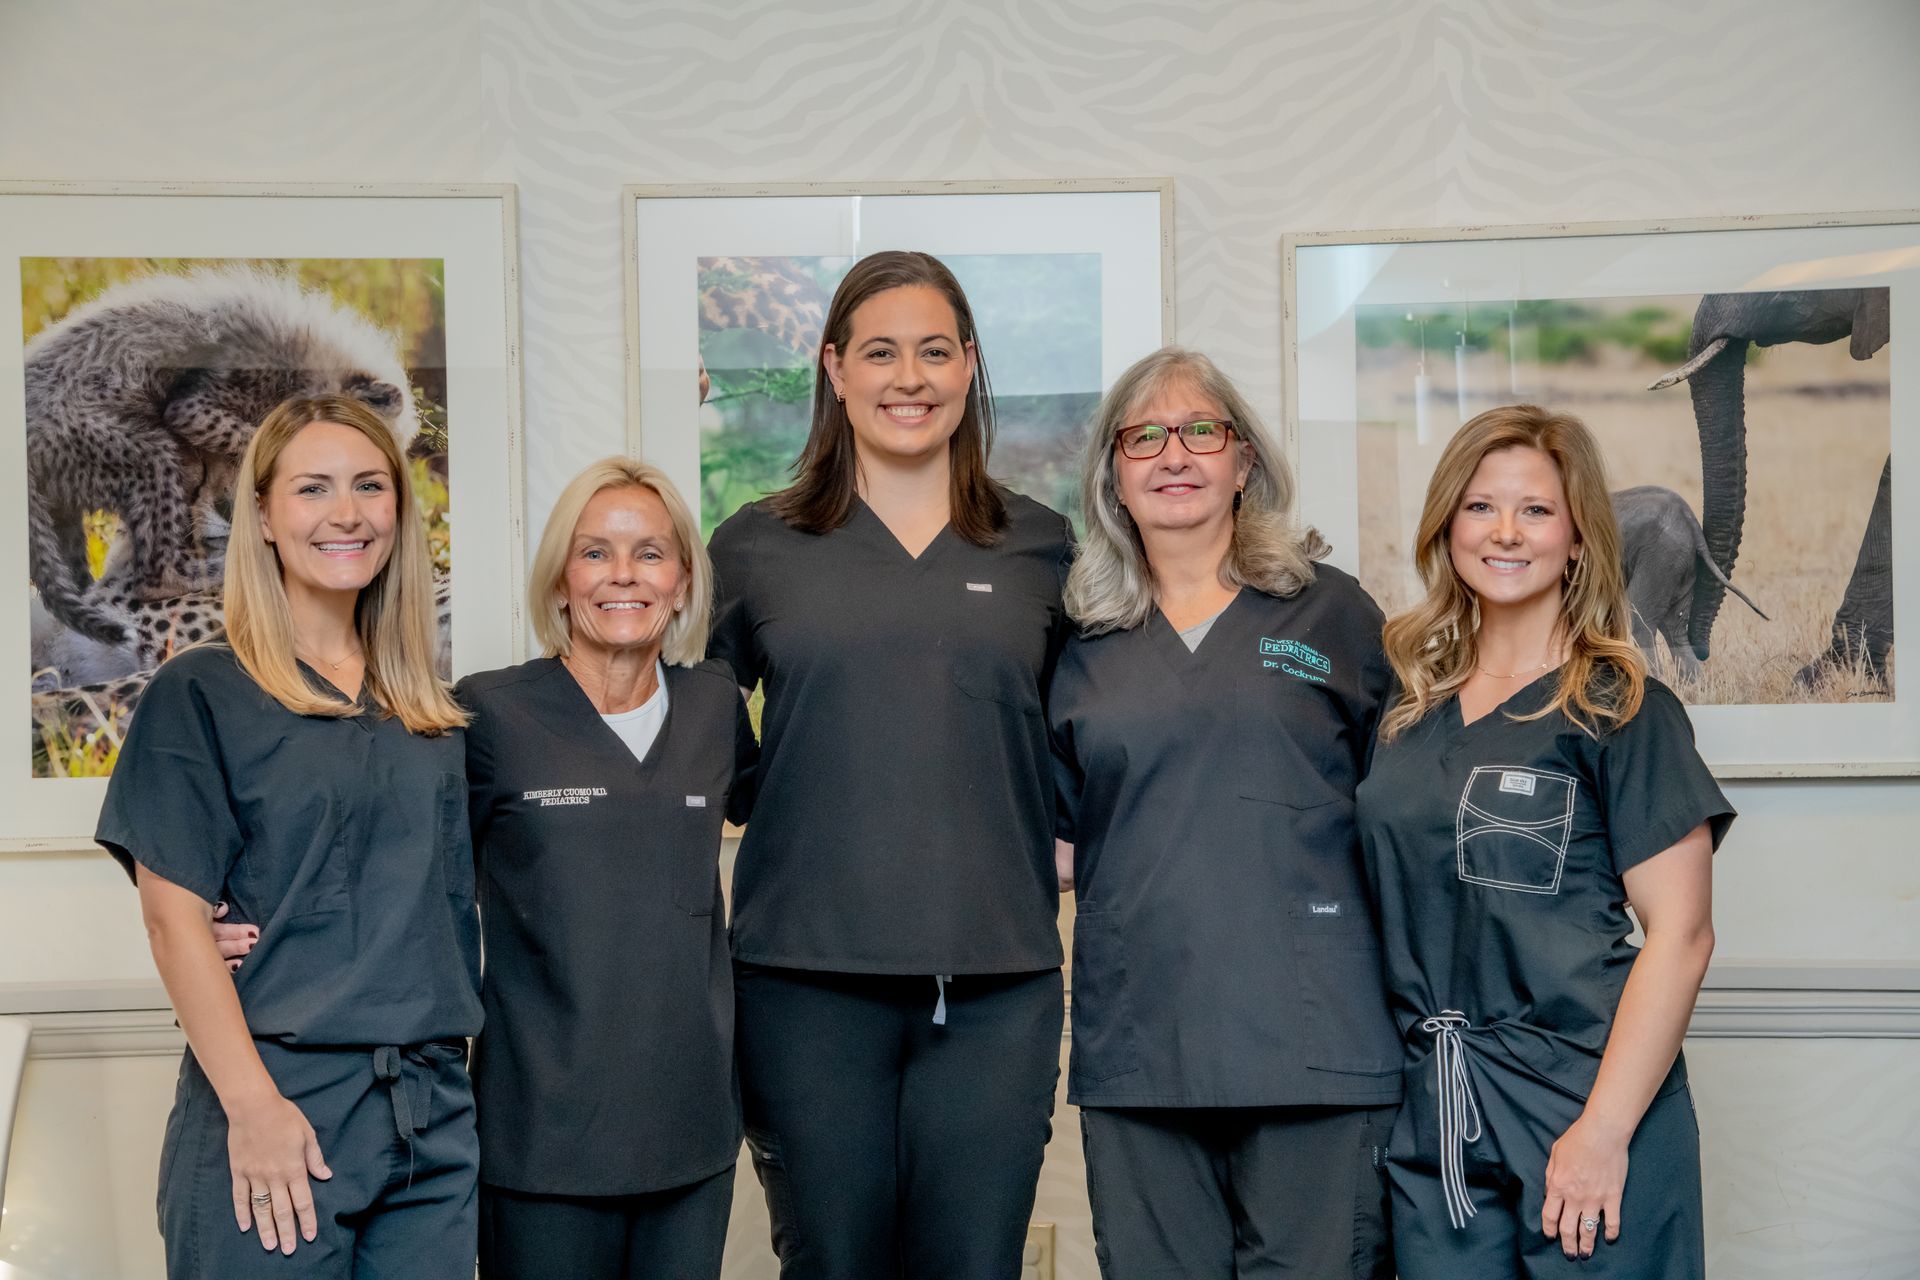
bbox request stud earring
[1232,488,1244,515]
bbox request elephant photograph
[1349,287,1892,707]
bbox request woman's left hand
[1541,1114,1628,1259]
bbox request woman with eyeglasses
[707,250,1073,1278]
[1049,347,1399,1278]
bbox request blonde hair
[1379,404,1645,741]
[225,394,465,733]
[1065,347,1327,633]
[529,458,712,666]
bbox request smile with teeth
[1484,557,1530,570]
[882,403,934,421]
[315,540,369,554]
[597,601,651,611]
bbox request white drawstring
[933,975,951,1026]
[1419,1011,1484,1230]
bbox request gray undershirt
[1177,608,1227,652]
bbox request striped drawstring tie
[1418,1011,1484,1230]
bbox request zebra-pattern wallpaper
[2,1,1918,1276]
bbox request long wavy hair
[1065,346,1327,633]
[225,394,465,733]
[1378,404,1644,741]
[528,457,713,666]
[766,250,1006,546]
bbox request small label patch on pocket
[1308,901,1342,916]
[685,795,707,807]
[1498,771,1537,796]
[966,582,994,593]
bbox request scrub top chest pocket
[1456,766,1577,894]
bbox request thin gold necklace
[299,645,363,671]
[1477,653,1560,679]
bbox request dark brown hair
[768,250,1006,545]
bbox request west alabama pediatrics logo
[1258,637,1330,684]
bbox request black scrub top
[459,657,756,1197]
[95,644,482,1047]
[1356,675,1734,1099]
[708,493,1073,975]
[1050,574,1403,1108]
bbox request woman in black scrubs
[709,250,1072,1278]
[1049,347,1399,1278]
[461,458,755,1279]
[219,458,756,1279]
[98,394,481,1278]
[1358,405,1732,1277]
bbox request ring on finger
[250,1190,273,1206]
[1580,1215,1600,1233]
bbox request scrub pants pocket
[1068,912,1139,1085]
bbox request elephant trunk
[1686,337,1750,660]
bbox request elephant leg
[1796,456,1893,687]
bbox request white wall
[2,1,1917,1276]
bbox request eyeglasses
[1115,419,1235,459]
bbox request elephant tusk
[1648,337,1731,390]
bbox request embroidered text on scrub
[933,974,952,1025]
[1419,1011,1484,1230]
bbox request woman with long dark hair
[708,250,1073,1278]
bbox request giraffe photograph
[21,256,452,779]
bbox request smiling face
[559,484,688,663]
[1112,378,1253,537]
[821,284,977,469]
[1447,445,1580,611]
[257,420,398,603]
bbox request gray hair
[1064,347,1328,634]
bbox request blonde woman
[97,394,480,1278]
[1049,348,1398,1277]
[1357,405,1733,1277]
[218,458,757,1277]
[458,460,753,1279]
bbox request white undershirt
[599,661,668,763]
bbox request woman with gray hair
[1049,348,1400,1278]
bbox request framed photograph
[623,179,1174,541]
[1,181,526,850]
[1283,212,1919,777]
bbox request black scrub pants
[734,963,1063,1279]
[158,1041,477,1279]
[477,1165,734,1280]
[1388,1056,1704,1279]
[1079,1104,1395,1279]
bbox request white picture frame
[622,178,1174,538]
[1,181,527,850]
[1283,212,1919,778]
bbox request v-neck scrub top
[95,644,482,1047]
[1356,676,1734,1100]
[1049,574,1402,1107]
[458,657,756,1197]
[708,494,1074,975]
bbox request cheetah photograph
[23,257,453,779]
